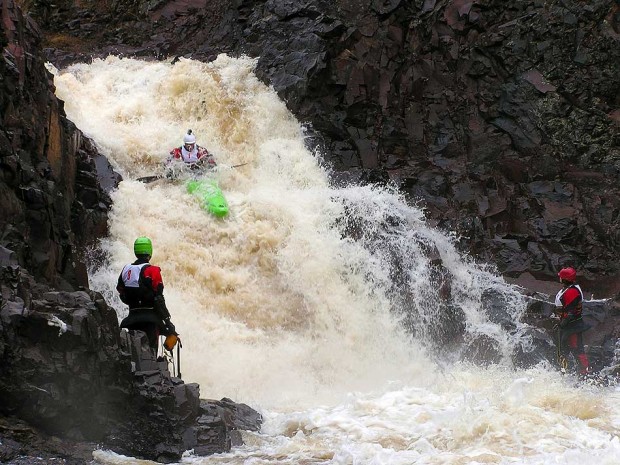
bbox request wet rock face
[235,0,620,298]
[0,267,133,439]
[1,0,119,290]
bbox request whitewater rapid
[50,56,620,465]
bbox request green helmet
[133,236,153,257]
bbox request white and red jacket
[168,145,216,167]
[116,258,164,309]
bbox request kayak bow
[186,179,229,218]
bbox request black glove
[164,318,176,335]
[154,294,171,321]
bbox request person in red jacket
[166,129,216,171]
[117,237,176,351]
[554,267,590,375]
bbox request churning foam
[51,55,430,408]
[52,55,620,465]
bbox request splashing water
[51,56,620,464]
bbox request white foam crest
[328,183,530,361]
[199,367,620,465]
[92,366,620,465]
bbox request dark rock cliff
[1,0,114,290]
[237,0,620,300]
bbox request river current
[50,56,620,465]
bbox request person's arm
[143,265,176,332]
[197,146,217,167]
[154,295,175,333]
[165,148,180,166]
[116,271,128,304]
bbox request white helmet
[183,129,196,145]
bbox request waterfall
[51,55,620,465]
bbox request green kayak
[186,179,229,218]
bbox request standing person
[117,237,176,351]
[554,267,590,376]
[167,129,216,171]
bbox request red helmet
[558,267,577,282]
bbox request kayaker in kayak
[166,129,216,174]
[163,129,229,217]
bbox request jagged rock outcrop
[112,331,261,462]
[1,0,118,290]
[0,262,262,463]
[0,270,132,439]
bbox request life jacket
[554,284,583,318]
[117,261,163,309]
[169,146,210,164]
